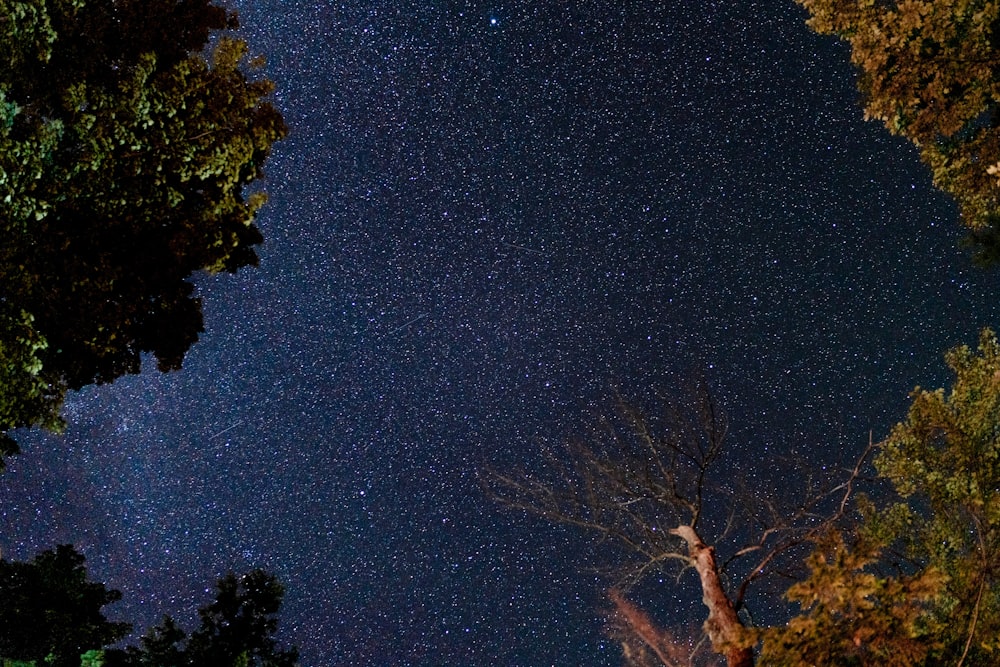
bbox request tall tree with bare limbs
[492,332,1000,665]
[486,382,870,667]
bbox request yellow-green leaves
[759,532,945,667]
[865,329,1000,663]
[758,331,1000,664]
[0,306,65,466]
[879,329,1000,512]
[797,0,1000,251]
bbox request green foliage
[0,305,64,463]
[79,651,106,667]
[754,330,1000,665]
[870,328,1000,663]
[0,545,130,667]
[795,0,1000,262]
[0,0,286,457]
[758,531,945,666]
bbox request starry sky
[4,1,1000,665]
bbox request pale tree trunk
[671,525,753,667]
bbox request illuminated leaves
[0,1,285,454]
[878,329,1000,519]
[759,532,945,667]
[797,0,1000,243]
[866,329,1000,663]
[754,330,1000,665]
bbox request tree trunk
[671,525,753,667]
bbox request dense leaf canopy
[761,330,1000,665]
[874,329,1000,663]
[797,0,1000,262]
[0,0,286,459]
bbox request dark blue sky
[3,1,1000,665]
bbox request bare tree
[485,381,872,667]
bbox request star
[7,1,1000,666]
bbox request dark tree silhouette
[117,569,299,667]
[0,545,131,667]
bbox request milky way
[3,1,1000,665]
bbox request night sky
[3,1,1000,665]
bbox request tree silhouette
[118,569,298,667]
[0,545,131,667]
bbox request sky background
[4,0,1000,665]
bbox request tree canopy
[0,545,131,667]
[758,329,1000,665]
[796,0,1000,263]
[0,0,287,460]
[0,548,297,667]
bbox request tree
[496,332,1000,666]
[0,0,287,460]
[0,557,297,667]
[795,0,1000,263]
[117,569,299,667]
[486,383,868,667]
[866,328,1000,664]
[0,545,131,667]
[756,330,1000,666]
[756,530,946,666]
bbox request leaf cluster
[0,0,286,460]
[0,550,298,667]
[760,329,1000,666]
[869,328,1000,662]
[757,531,945,667]
[796,0,1000,260]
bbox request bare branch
[484,382,878,667]
[607,588,724,667]
[483,381,730,582]
[727,433,879,611]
